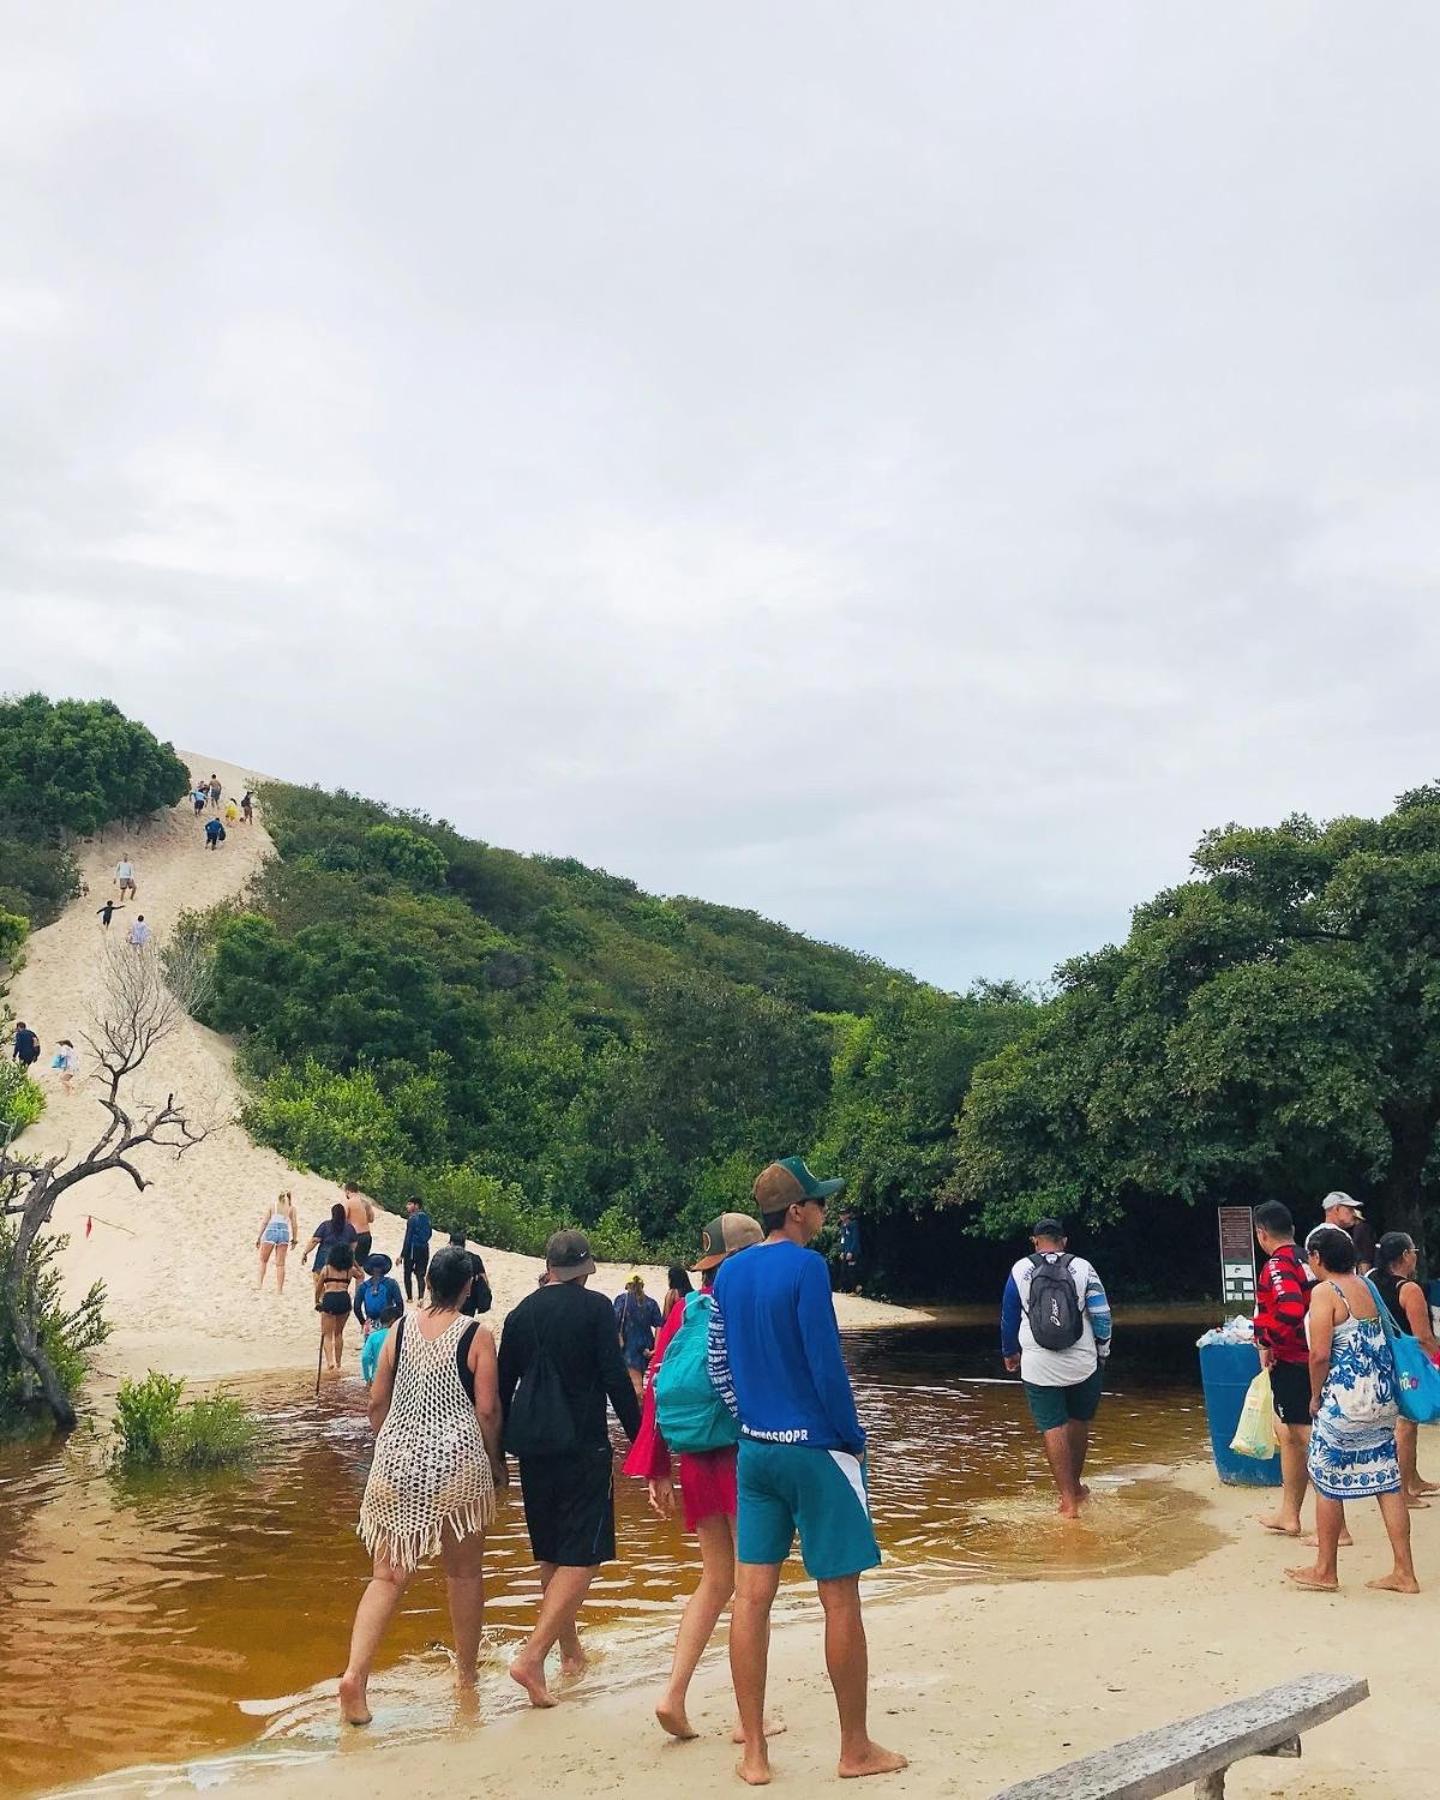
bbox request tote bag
[1365,1278,1440,1425]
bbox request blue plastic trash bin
[1199,1340,1282,1487]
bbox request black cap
[1031,1218,1066,1241]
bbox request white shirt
[1011,1252,1101,1387]
[115,862,134,880]
[127,921,151,946]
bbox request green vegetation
[199,781,1030,1274]
[0,693,190,931]
[0,1062,45,1138]
[953,786,1440,1247]
[111,1371,259,1471]
[0,1223,107,1435]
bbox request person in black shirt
[12,1023,40,1069]
[499,1228,641,1707]
[448,1230,493,1316]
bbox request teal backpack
[653,1292,738,1454]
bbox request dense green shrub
[0,1060,44,1137]
[0,1223,108,1435]
[0,692,190,838]
[0,693,189,930]
[112,1371,258,1470]
[204,776,1027,1279]
[0,908,27,968]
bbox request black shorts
[319,1292,351,1316]
[354,1232,373,1264]
[519,1448,615,1567]
[1270,1360,1311,1427]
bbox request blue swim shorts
[736,1439,881,1581]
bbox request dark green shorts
[1023,1366,1104,1433]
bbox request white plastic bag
[1230,1369,1279,1459]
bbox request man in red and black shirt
[1253,1200,1314,1535]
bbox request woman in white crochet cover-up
[340,1247,506,1726]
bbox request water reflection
[0,1320,1213,1796]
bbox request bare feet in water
[508,1655,558,1708]
[337,1672,372,1726]
[838,1742,909,1780]
[559,1649,589,1680]
[1366,1572,1421,1594]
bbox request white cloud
[6,3,1440,988]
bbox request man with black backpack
[498,1228,642,1708]
[1001,1218,1112,1519]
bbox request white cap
[1322,1190,1363,1216]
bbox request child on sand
[51,1040,79,1095]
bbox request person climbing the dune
[114,857,137,900]
[13,1022,41,1070]
[96,898,124,929]
[204,815,226,851]
[126,915,152,949]
[240,790,254,823]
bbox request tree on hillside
[0,938,214,1431]
[0,692,190,838]
[953,786,1440,1245]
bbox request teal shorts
[736,1439,881,1581]
[1023,1366,1104,1433]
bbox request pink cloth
[623,1290,737,1532]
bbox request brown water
[0,1322,1214,1797]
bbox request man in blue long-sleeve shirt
[709,1157,906,1787]
[400,1198,432,1302]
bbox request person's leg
[274,1244,288,1295]
[1260,1422,1310,1535]
[1066,1419,1091,1496]
[1370,1488,1421,1593]
[1287,1492,1344,1589]
[817,1575,907,1779]
[339,1552,409,1722]
[334,1317,347,1370]
[508,1564,595,1707]
[730,1560,782,1785]
[656,1511,736,1739]
[545,1559,587,1674]
[439,1527,488,1686]
[257,1242,272,1288]
[629,1364,644,1399]
[1040,1424,1083,1518]
[1395,1417,1432,1505]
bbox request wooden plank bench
[990,1671,1368,1799]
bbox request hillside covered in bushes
[202,782,1034,1273]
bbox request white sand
[7,760,927,1384]
[225,1463,1437,1800]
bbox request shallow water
[0,1320,1213,1796]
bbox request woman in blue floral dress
[1285,1225,1419,1595]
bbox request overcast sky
[7,6,1440,990]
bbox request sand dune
[7,760,926,1384]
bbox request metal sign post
[1218,1205,1257,1311]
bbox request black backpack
[1026,1253,1085,1350]
[503,1303,579,1458]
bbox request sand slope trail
[7,759,927,1384]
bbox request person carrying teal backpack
[623,1211,764,1741]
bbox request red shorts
[678,1445,737,1533]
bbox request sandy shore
[6,759,928,1390]
[210,1461,1435,1800]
